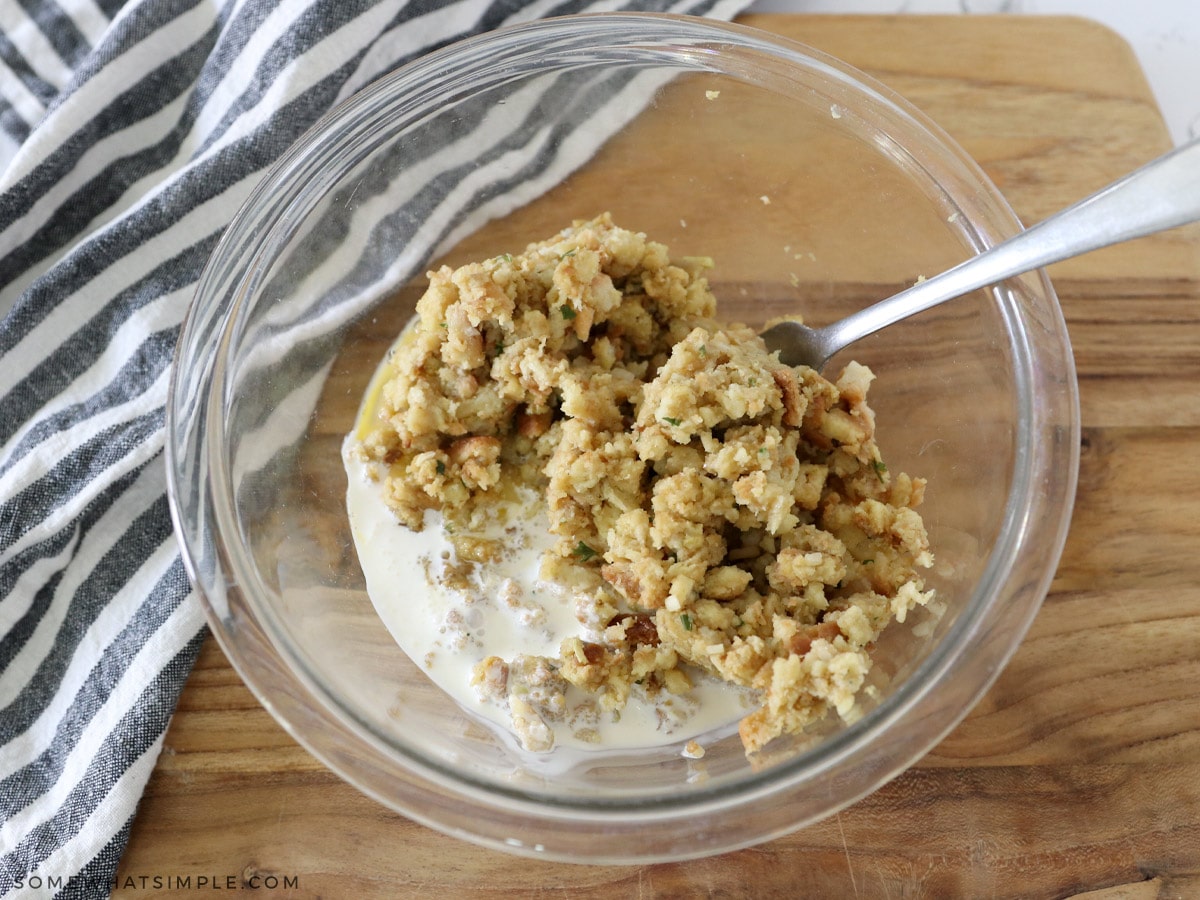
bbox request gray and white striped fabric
[0,1,752,896]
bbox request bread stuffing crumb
[353,213,935,755]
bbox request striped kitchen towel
[0,0,752,896]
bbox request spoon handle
[821,138,1200,353]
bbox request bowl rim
[166,10,1080,860]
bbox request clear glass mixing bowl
[166,13,1078,862]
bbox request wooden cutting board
[116,15,1200,898]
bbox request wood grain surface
[115,15,1200,898]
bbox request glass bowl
[166,13,1078,863]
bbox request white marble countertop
[748,1,1199,146]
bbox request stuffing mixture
[352,213,934,754]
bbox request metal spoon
[761,139,1200,370]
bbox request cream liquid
[343,348,755,758]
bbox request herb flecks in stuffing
[353,214,934,754]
